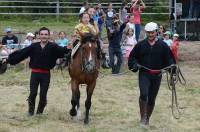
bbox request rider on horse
[72,12,98,48]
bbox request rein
[71,40,98,73]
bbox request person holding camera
[107,16,124,75]
[130,0,145,42]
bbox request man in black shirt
[108,17,124,74]
[2,28,18,48]
[7,27,71,116]
[128,22,176,127]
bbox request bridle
[79,40,98,73]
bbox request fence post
[56,0,60,19]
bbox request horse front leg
[84,81,96,124]
[70,80,79,117]
[76,88,81,118]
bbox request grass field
[0,41,200,132]
[0,18,200,132]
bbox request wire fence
[0,0,170,16]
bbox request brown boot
[139,99,148,127]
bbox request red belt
[32,68,50,73]
[147,70,161,74]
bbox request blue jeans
[135,24,141,42]
[109,47,122,74]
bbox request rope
[137,64,186,119]
[99,64,186,119]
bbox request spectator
[119,1,128,24]
[105,2,116,35]
[107,16,123,75]
[79,1,89,14]
[124,14,136,39]
[171,33,180,62]
[49,31,56,43]
[158,25,166,40]
[87,7,99,25]
[32,31,40,43]
[24,32,35,47]
[95,3,105,38]
[121,28,137,68]
[130,0,145,42]
[163,31,173,46]
[56,31,69,47]
[2,28,18,48]
[55,31,70,67]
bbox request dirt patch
[179,41,200,66]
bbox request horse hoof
[84,118,89,124]
[70,109,77,116]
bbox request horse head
[80,33,98,73]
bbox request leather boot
[27,98,35,116]
[146,103,155,125]
[139,98,148,126]
[36,101,46,114]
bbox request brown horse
[68,33,100,124]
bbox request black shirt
[128,39,176,70]
[108,24,124,48]
[8,42,71,70]
[2,35,18,45]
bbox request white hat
[144,22,158,32]
[26,32,34,37]
[173,33,179,37]
[5,28,12,33]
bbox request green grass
[0,18,199,132]
[0,63,200,132]
[0,16,78,37]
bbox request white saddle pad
[71,42,81,57]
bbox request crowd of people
[0,0,182,128]
[0,0,180,72]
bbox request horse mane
[81,33,97,44]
